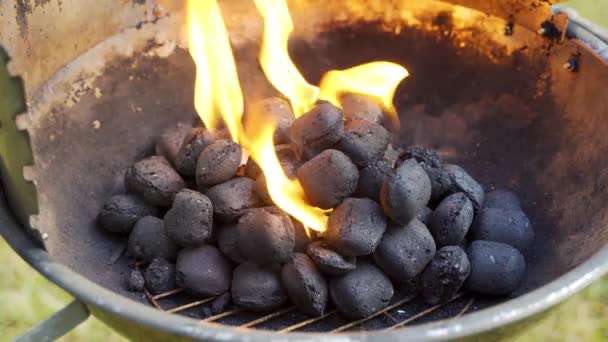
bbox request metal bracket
[552,1,608,61]
[13,300,90,342]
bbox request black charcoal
[175,127,216,176]
[373,219,436,281]
[297,149,359,209]
[471,208,534,251]
[98,194,159,234]
[340,94,383,125]
[355,160,393,202]
[244,158,262,180]
[128,269,145,292]
[125,156,186,206]
[144,258,176,295]
[483,190,522,211]
[417,206,433,226]
[306,240,356,275]
[217,224,246,264]
[211,292,232,314]
[231,263,287,312]
[398,276,421,296]
[176,245,232,296]
[205,177,263,222]
[383,144,402,168]
[237,207,295,266]
[330,261,394,319]
[292,219,313,252]
[428,192,474,246]
[326,198,387,256]
[245,97,295,145]
[155,122,192,166]
[163,189,213,247]
[128,216,179,262]
[290,102,344,159]
[196,140,242,188]
[255,160,298,205]
[466,240,526,295]
[445,164,484,210]
[337,119,391,166]
[380,159,431,224]
[281,253,328,316]
[397,146,452,201]
[420,246,470,304]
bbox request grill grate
[144,289,475,332]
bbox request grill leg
[14,300,90,342]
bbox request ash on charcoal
[340,94,383,125]
[175,127,216,176]
[417,206,433,226]
[144,258,176,295]
[292,219,313,252]
[216,224,245,264]
[330,261,393,319]
[374,219,436,281]
[128,269,145,292]
[297,149,359,209]
[466,240,525,295]
[211,291,232,315]
[128,216,179,262]
[355,160,393,202]
[306,240,356,276]
[231,263,287,312]
[445,164,484,210]
[155,121,192,166]
[245,97,295,145]
[176,245,232,296]
[205,177,263,222]
[237,207,295,266]
[290,102,344,159]
[281,253,328,316]
[380,158,431,224]
[397,146,452,202]
[196,140,242,188]
[125,156,186,207]
[337,119,391,166]
[163,189,213,247]
[428,192,474,246]
[483,190,522,211]
[383,144,402,168]
[471,208,534,251]
[420,246,470,304]
[98,194,159,234]
[326,198,387,256]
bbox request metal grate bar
[239,306,297,328]
[278,310,337,333]
[454,296,475,319]
[144,289,163,310]
[201,309,243,322]
[153,288,183,300]
[330,295,416,333]
[383,292,466,331]
[166,296,217,314]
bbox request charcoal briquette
[196,140,242,188]
[483,190,522,211]
[211,291,232,314]
[244,158,262,180]
[373,219,436,281]
[125,156,186,207]
[325,198,387,256]
[297,149,359,209]
[231,263,287,312]
[290,102,344,159]
[306,240,356,275]
[466,240,526,295]
[397,146,452,201]
[471,208,534,251]
[428,192,474,246]
[245,97,295,144]
[420,246,470,304]
[216,224,245,264]
[128,216,179,262]
[175,127,217,177]
[292,219,314,253]
[380,158,431,224]
[417,206,433,226]
[144,258,176,295]
[163,189,213,247]
[176,245,232,296]
[445,164,484,210]
[329,261,394,319]
[383,144,402,168]
[337,119,391,166]
[281,253,328,316]
[340,94,383,125]
[237,207,295,266]
[355,160,393,202]
[205,177,263,222]
[243,144,299,181]
[255,160,298,205]
[128,269,145,292]
[155,121,192,166]
[98,194,160,234]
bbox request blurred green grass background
[1,235,606,341]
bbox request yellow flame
[188,0,243,141]
[253,0,319,117]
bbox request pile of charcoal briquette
[98,95,534,319]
